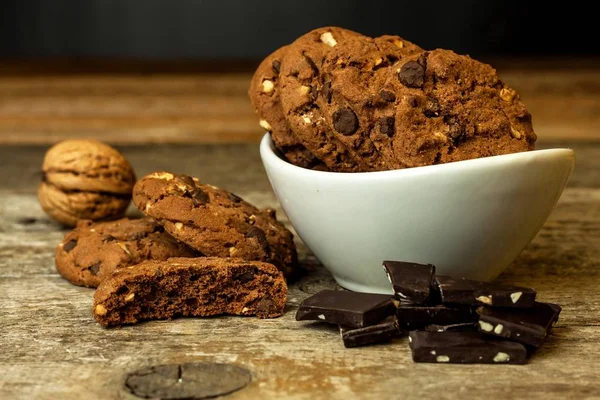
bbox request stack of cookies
[249,26,537,172]
[52,168,297,327]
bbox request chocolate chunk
[378,117,395,137]
[340,316,403,348]
[233,270,255,283]
[332,108,359,136]
[228,193,243,203]
[408,331,528,364]
[424,322,479,333]
[89,262,101,276]
[406,95,420,108]
[382,261,438,304]
[477,302,561,347]
[396,304,477,330]
[193,188,210,205]
[322,80,332,103]
[436,275,536,308]
[63,239,77,252]
[379,90,396,103]
[272,60,281,75]
[121,362,252,399]
[296,289,396,328]
[398,61,425,88]
[245,227,269,251]
[177,174,197,188]
[303,53,319,76]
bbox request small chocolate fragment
[89,262,101,276]
[477,302,561,347]
[340,316,403,348]
[436,275,536,308]
[379,90,396,103]
[322,80,332,103]
[398,61,425,88]
[245,227,269,251]
[424,322,479,333]
[382,261,438,304]
[272,60,281,75]
[378,117,395,138]
[396,304,477,330]
[192,188,210,205]
[408,331,528,364]
[63,239,77,252]
[296,289,396,328]
[228,193,243,203]
[332,108,359,136]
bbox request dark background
[0,0,596,60]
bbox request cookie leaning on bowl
[56,218,198,287]
[132,172,297,278]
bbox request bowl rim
[260,133,575,179]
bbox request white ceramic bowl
[260,134,575,294]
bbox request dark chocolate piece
[477,302,561,347]
[436,275,536,308]
[424,322,479,333]
[340,316,403,348]
[296,290,396,328]
[396,304,477,330]
[408,331,528,364]
[382,261,438,304]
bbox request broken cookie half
[93,257,287,327]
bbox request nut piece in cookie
[93,257,288,327]
[55,218,198,287]
[133,172,297,278]
[38,139,136,227]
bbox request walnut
[37,139,136,227]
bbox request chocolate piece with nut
[477,302,561,347]
[409,331,528,364]
[436,275,537,308]
[296,289,396,328]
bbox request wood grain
[0,59,598,144]
[0,144,599,399]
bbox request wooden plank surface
[0,59,598,144]
[1,144,599,399]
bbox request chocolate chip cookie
[132,172,297,277]
[56,218,198,287]
[376,49,536,167]
[250,26,537,172]
[313,34,423,171]
[93,257,287,327]
[279,26,370,172]
[249,46,325,170]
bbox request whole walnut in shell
[38,139,136,227]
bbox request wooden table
[1,141,599,400]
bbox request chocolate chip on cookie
[55,218,198,287]
[93,257,287,327]
[398,61,425,88]
[378,117,395,137]
[132,172,297,278]
[333,108,359,136]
